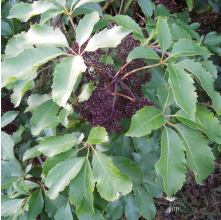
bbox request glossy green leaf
[1,47,65,87]
[1,111,19,128]
[13,182,29,195]
[168,64,197,120]
[201,60,217,78]
[73,2,102,16]
[157,86,175,108]
[54,202,73,220]
[170,39,211,58]
[87,126,108,144]
[124,194,139,220]
[1,20,13,35]
[30,99,60,136]
[70,160,95,215]
[78,81,96,102]
[138,0,153,16]
[96,133,119,152]
[134,187,156,220]
[45,157,85,199]
[74,0,105,10]
[126,106,165,137]
[52,56,87,109]
[23,146,42,161]
[1,132,16,161]
[175,123,214,183]
[92,150,132,201]
[8,1,58,22]
[154,4,170,17]
[58,108,73,127]
[27,190,44,220]
[155,127,186,196]
[112,156,143,188]
[186,0,193,11]
[204,32,221,45]
[15,24,69,48]
[12,125,24,145]
[85,26,131,51]
[37,134,77,157]
[156,17,172,54]
[175,106,221,144]
[76,11,100,47]
[78,209,104,220]
[40,8,64,24]
[127,46,160,62]
[169,23,191,41]
[177,59,221,115]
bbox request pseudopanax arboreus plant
[1,0,221,219]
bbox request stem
[123,0,133,14]
[165,120,176,128]
[164,115,176,117]
[119,0,124,14]
[119,81,136,100]
[112,84,118,110]
[105,80,115,91]
[112,92,135,101]
[115,60,132,78]
[67,13,76,33]
[198,102,214,110]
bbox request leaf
[169,23,191,41]
[175,106,221,144]
[16,24,69,48]
[8,1,58,22]
[96,133,119,152]
[23,146,42,161]
[30,99,60,135]
[186,0,193,11]
[11,70,37,107]
[134,187,156,220]
[85,26,131,52]
[40,8,64,24]
[156,17,172,54]
[105,15,143,40]
[124,194,139,220]
[73,2,102,16]
[170,39,211,58]
[154,4,170,17]
[78,209,104,220]
[1,132,16,161]
[27,190,44,220]
[126,46,160,62]
[70,160,95,215]
[25,94,52,112]
[74,0,105,10]
[175,123,214,183]
[12,125,24,145]
[45,157,85,199]
[204,32,221,46]
[176,59,221,115]
[1,111,19,128]
[58,108,73,127]
[94,188,108,213]
[138,0,153,16]
[112,156,143,188]
[157,86,175,108]
[87,126,108,145]
[37,134,77,157]
[78,81,96,102]
[201,60,217,78]
[155,127,186,196]
[92,150,132,201]
[54,202,73,220]
[126,106,165,137]
[1,20,13,35]
[76,11,100,47]
[13,182,29,195]
[52,56,87,109]
[1,47,65,88]
[168,64,197,120]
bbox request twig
[165,120,176,128]
[66,13,76,33]
[112,92,135,101]
[198,102,214,110]
[119,0,124,14]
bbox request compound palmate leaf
[45,157,86,200]
[126,106,165,137]
[155,126,186,196]
[52,56,87,109]
[92,150,132,201]
[175,123,214,184]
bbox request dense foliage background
[1,0,221,219]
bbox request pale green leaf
[30,99,60,136]
[78,209,104,220]
[40,8,64,24]
[70,160,95,215]
[58,108,73,127]
[23,146,42,161]
[2,176,20,189]
[156,17,172,54]
[175,123,214,183]
[154,4,170,17]
[204,32,221,45]
[138,0,153,16]
[37,134,77,157]
[201,60,217,78]
[186,0,193,11]
[1,47,65,88]
[170,39,211,58]
[12,125,24,145]
[16,24,69,48]
[87,126,108,145]
[169,23,191,41]
[76,11,100,47]
[124,194,139,220]
[13,182,29,195]
[25,94,52,112]
[96,133,119,152]
[1,132,16,161]
[92,150,132,201]
[74,0,105,10]
[1,111,19,128]
[134,187,156,220]
[112,156,143,188]
[78,81,96,102]
[155,127,186,196]
[73,2,102,16]
[176,59,221,115]
[52,56,87,109]
[45,157,85,199]
[168,64,197,120]
[85,26,131,52]
[8,1,58,22]
[175,106,221,144]
[157,86,175,108]
[126,46,160,62]
[1,20,13,35]
[54,202,73,220]
[126,106,165,137]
